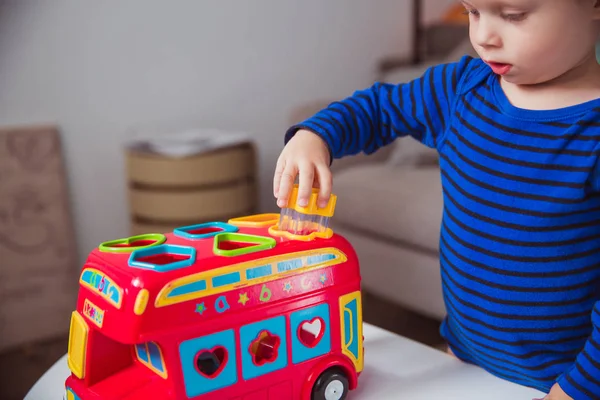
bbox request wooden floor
[0,290,444,400]
[0,335,69,400]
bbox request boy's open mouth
[486,61,512,75]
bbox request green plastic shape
[213,232,276,257]
[99,233,167,253]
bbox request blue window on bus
[167,280,207,298]
[277,258,302,273]
[307,253,336,265]
[290,303,331,364]
[135,342,167,378]
[240,315,288,380]
[246,264,272,280]
[212,272,240,288]
[340,291,363,372]
[79,268,122,308]
[179,329,237,398]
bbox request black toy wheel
[311,368,349,400]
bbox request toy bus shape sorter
[65,185,364,400]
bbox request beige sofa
[288,45,477,322]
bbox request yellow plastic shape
[268,225,334,241]
[67,311,89,379]
[284,184,337,217]
[134,289,149,315]
[228,213,280,228]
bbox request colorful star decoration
[319,274,327,285]
[283,281,293,293]
[238,292,249,306]
[195,302,206,315]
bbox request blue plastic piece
[174,222,238,240]
[128,244,196,272]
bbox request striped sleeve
[557,305,600,399]
[284,55,477,160]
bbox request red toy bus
[65,188,363,400]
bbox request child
[273,1,600,399]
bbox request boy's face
[462,0,600,85]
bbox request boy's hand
[273,129,332,209]
[534,383,573,400]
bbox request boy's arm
[555,304,600,399]
[285,55,478,160]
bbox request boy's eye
[462,8,480,17]
[501,12,527,22]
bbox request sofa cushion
[333,164,443,253]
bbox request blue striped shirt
[285,56,600,399]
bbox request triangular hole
[218,240,258,251]
[213,233,276,257]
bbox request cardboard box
[0,125,79,353]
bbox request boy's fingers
[273,158,285,197]
[316,165,332,208]
[297,163,315,207]
[277,164,297,208]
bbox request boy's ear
[594,0,600,19]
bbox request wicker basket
[126,142,257,235]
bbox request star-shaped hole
[249,330,280,366]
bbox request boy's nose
[472,20,502,48]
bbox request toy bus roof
[75,217,359,346]
[85,218,353,291]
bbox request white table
[25,323,544,399]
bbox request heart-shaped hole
[195,346,228,378]
[99,233,166,253]
[298,318,325,348]
[111,239,157,248]
[218,240,256,251]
